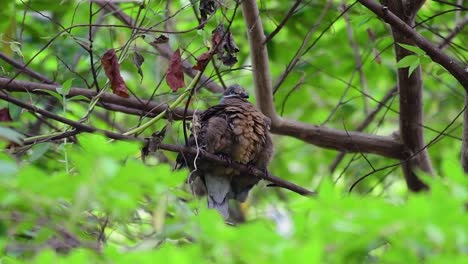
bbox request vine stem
[123,71,202,136]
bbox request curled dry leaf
[211,24,239,67]
[192,51,213,71]
[101,49,130,98]
[200,0,218,23]
[211,24,224,50]
[166,49,185,92]
[133,51,145,80]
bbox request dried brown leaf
[192,51,212,71]
[211,24,239,67]
[166,49,185,92]
[101,49,130,98]
[211,24,224,54]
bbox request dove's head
[222,85,249,100]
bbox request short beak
[241,92,249,98]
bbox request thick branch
[271,119,404,159]
[162,143,316,196]
[358,0,468,90]
[242,0,279,123]
[0,77,193,119]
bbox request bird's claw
[246,164,258,177]
[247,165,270,179]
[217,154,232,165]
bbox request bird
[177,84,273,218]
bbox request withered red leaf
[166,49,185,92]
[192,51,212,71]
[0,108,12,122]
[101,49,130,98]
[211,25,224,49]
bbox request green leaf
[435,67,447,76]
[408,60,420,77]
[420,55,432,64]
[68,95,90,102]
[396,55,419,68]
[57,78,74,96]
[33,89,63,104]
[353,14,374,28]
[397,43,425,55]
[0,159,18,178]
[0,125,24,145]
[29,142,52,162]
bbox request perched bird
[177,85,273,218]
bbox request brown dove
[177,85,273,218]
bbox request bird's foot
[261,168,270,179]
[217,154,233,165]
[198,148,209,159]
[246,165,270,179]
[246,164,259,177]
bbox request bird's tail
[204,173,232,218]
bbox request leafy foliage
[1,134,467,263]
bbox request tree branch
[0,77,193,120]
[358,0,468,90]
[271,119,404,159]
[241,0,278,123]
[438,15,468,49]
[264,0,302,44]
[162,143,316,196]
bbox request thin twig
[264,0,302,44]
